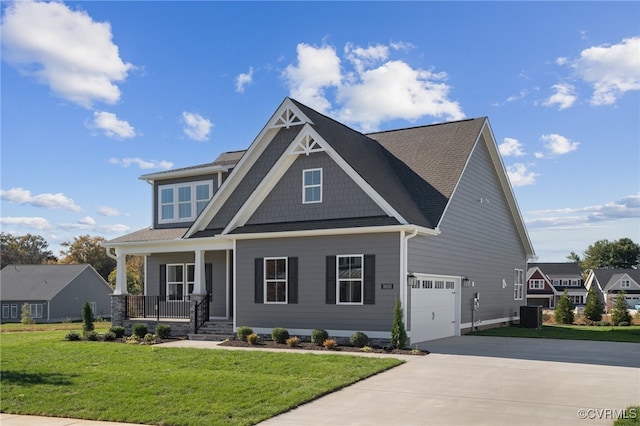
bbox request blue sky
[1,1,638,262]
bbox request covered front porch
[106,235,234,336]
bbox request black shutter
[288,257,298,304]
[205,263,213,295]
[159,264,166,298]
[326,256,336,304]
[364,254,375,304]
[254,258,263,303]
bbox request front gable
[607,273,640,292]
[526,267,554,293]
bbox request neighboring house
[526,262,586,308]
[0,264,113,323]
[585,269,640,311]
[105,97,535,344]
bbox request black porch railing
[125,295,191,320]
[194,296,209,334]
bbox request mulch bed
[219,339,429,356]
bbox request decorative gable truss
[273,106,305,129]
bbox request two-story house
[526,262,586,308]
[105,97,535,344]
[585,269,640,311]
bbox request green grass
[0,331,402,425]
[0,321,111,333]
[470,324,640,343]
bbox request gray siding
[51,269,112,321]
[248,151,385,224]
[408,135,527,325]
[235,232,400,334]
[208,127,299,229]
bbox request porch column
[114,251,128,295]
[193,249,206,295]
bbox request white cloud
[506,163,538,187]
[283,43,342,114]
[90,111,136,139]
[525,193,640,229]
[235,67,253,93]
[59,217,130,234]
[543,83,577,110]
[0,216,52,231]
[109,157,173,170]
[499,137,525,157]
[1,1,133,108]
[540,133,579,156]
[572,37,640,106]
[182,112,213,141]
[0,187,81,211]
[98,206,123,217]
[283,42,464,132]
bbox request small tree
[583,286,603,322]
[391,297,407,349]
[21,303,35,325]
[554,290,574,324]
[611,292,632,325]
[82,302,95,336]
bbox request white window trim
[264,257,288,304]
[10,304,18,318]
[336,254,364,305]
[28,303,43,319]
[529,279,544,290]
[302,168,322,204]
[89,301,97,315]
[514,269,524,300]
[620,279,630,288]
[158,180,213,224]
[2,304,9,318]
[166,263,195,302]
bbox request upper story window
[303,168,322,204]
[159,180,212,224]
[529,279,544,289]
[621,279,630,288]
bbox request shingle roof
[529,262,582,277]
[0,264,108,300]
[106,227,188,244]
[591,268,640,290]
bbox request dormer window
[303,168,322,204]
[159,180,212,223]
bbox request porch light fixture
[407,272,417,288]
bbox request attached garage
[409,274,461,343]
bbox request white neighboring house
[584,269,640,311]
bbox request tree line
[566,237,639,272]
[0,233,143,294]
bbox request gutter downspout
[402,228,419,331]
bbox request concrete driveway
[260,336,640,426]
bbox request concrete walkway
[2,337,638,426]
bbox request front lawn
[0,331,402,425]
[470,324,640,343]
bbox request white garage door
[410,275,459,343]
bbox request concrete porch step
[188,321,234,341]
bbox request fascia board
[139,165,232,182]
[104,236,234,255]
[229,224,438,241]
[186,98,311,238]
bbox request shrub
[132,323,148,338]
[391,297,407,349]
[583,286,603,322]
[350,331,369,348]
[323,339,337,350]
[360,345,373,352]
[144,333,157,343]
[126,335,140,344]
[311,329,329,346]
[247,333,259,345]
[155,324,171,339]
[597,321,612,327]
[286,336,300,347]
[611,292,632,325]
[21,303,35,325]
[65,331,81,341]
[237,326,253,341]
[618,321,630,327]
[109,325,126,338]
[271,327,289,344]
[82,302,95,335]
[103,331,116,341]
[554,291,575,324]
